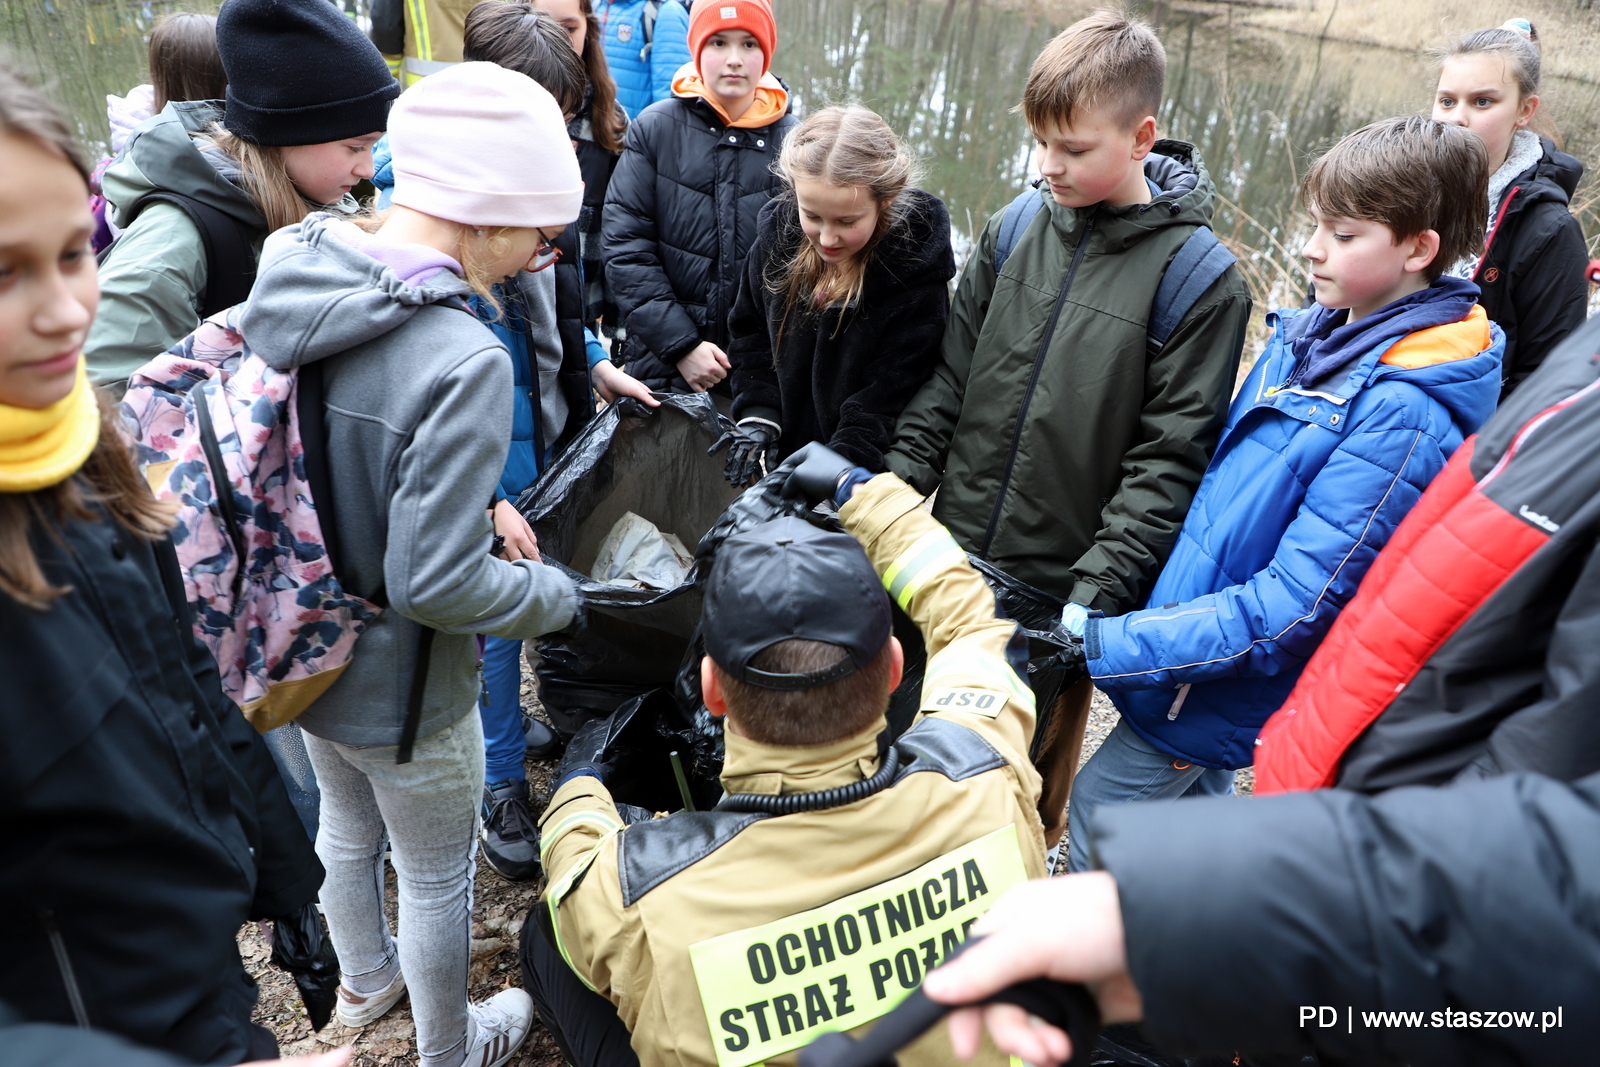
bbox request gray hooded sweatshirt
[240,215,578,747]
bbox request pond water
[7,0,1599,309]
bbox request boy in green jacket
[885,11,1251,842]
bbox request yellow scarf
[0,358,101,493]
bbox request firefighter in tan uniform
[375,0,475,84]
[525,443,1051,1067]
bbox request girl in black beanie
[85,0,401,392]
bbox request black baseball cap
[702,517,893,690]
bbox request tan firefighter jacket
[538,472,1049,1067]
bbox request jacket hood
[1280,276,1503,433]
[101,100,264,231]
[761,187,956,296]
[671,66,790,128]
[1051,139,1218,254]
[239,213,476,372]
[1519,137,1583,205]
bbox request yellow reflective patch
[688,826,1028,1067]
[540,810,623,867]
[882,527,964,610]
[921,686,1009,719]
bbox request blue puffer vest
[1087,278,1504,769]
[598,0,692,121]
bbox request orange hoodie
[671,65,788,129]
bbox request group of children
[0,2,1594,1067]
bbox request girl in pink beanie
[230,61,592,1067]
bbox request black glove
[554,717,614,789]
[709,417,781,488]
[776,441,858,505]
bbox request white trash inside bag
[591,511,694,590]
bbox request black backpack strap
[1146,227,1236,355]
[397,627,435,764]
[293,357,434,765]
[126,191,260,318]
[294,360,341,579]
[192,380,247,603]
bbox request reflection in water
[774,0,1599,310]
[2,0,217,157]
[6,0,1597,308]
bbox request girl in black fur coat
[712,106,955,485]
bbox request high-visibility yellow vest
[387,0,476,85]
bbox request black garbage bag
[968,558,1083,764]
[564,688,726,814]
[516,394,740,736]
[268,902,338,1031]
[666,470,930,744]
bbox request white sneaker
[462,988,535,1067]
[334,969,407,1028]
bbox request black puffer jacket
[602,88,799,390]
[726,189,956,470]
[1476,138,1589,399]
[0,499,321,1065]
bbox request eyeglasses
[527,241,561,273]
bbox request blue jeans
[479,635,527,785]
[1067,718,1234,872]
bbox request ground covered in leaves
[245,687,1248,1064]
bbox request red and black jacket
[1256,313,1600,794]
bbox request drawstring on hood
[239,213,479,373]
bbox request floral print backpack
[121,306,380,733]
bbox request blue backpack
[993,186,1237,354]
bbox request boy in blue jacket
[1066,117,1504,870]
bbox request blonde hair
[206,127,325,232]
[351,208,525,313]
[1020,9,1165,132]
[768,106,916,334]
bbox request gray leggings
[303,711,485,1063]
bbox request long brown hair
[465,2,588,117]
[574,0,627,154]
[1,66,174,610]
[767,107,917,334]
[148,12,227,112]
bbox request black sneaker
[520,710,562,760]
[481,779,540,881]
